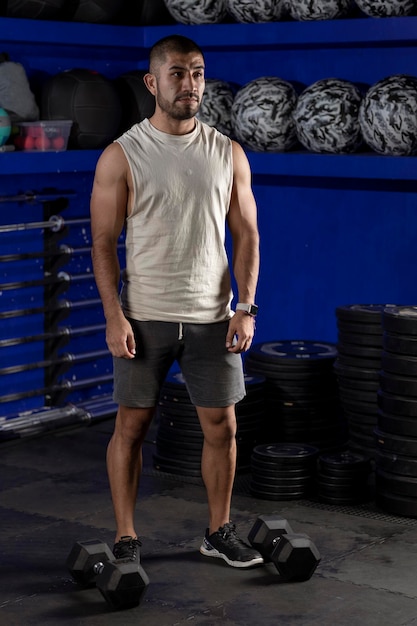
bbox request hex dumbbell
[66,539,149,610]
[248,515,321,582]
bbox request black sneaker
[200,522,264,568]
[113,536,142,562]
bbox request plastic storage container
[14,120,73,151]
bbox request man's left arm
[225,140,260,353]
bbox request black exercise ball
[63,0,123,23]
[41,68,122,149]
[117,0,176,25]
[6,0,66,19]
[114,70,155,133]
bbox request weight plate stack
[374,306,417,517]
[375,428,417,517]
[249,443,319,501]
[334,304,397,458]
[153,370,265,476]
[244,340,345,451]
[317,450,372,505]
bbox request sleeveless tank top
[115,118,234,323]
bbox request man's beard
[157,92,201,121]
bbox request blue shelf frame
[0,151,102,175]
[1,149,415,181]
[0,15,416,49]
[0,15,416,180]
[249,152,417,181]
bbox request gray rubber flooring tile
[1,422,417,625]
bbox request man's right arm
[90,142,136,359]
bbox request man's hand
[105,314,136,358]
[225,311,255,353]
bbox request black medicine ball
[114,70,155,133]
[117,0,176,25]
[41,68,122,149]
[6,0,66,19]
[61,0,123,22]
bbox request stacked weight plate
[375,306,417,517]
[317,450,372,505]
[235,374,266,469]
[250,443,319,501]
[153,370,265,477]
[244,340,345,451]
[335,304,396,457]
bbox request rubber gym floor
[1,416,417,626]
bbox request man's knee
[114,405,155,442]
[196,406,237,444]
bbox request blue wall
[253,180,417,344]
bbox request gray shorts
[113,319,245,408]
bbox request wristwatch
[236,303,259,317]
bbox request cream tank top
[116,118,234,323]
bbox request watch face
[236,303,258,316]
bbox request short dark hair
[149,35,204,74]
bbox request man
[90,34,261,569]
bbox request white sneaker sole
[200,543,264,569]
